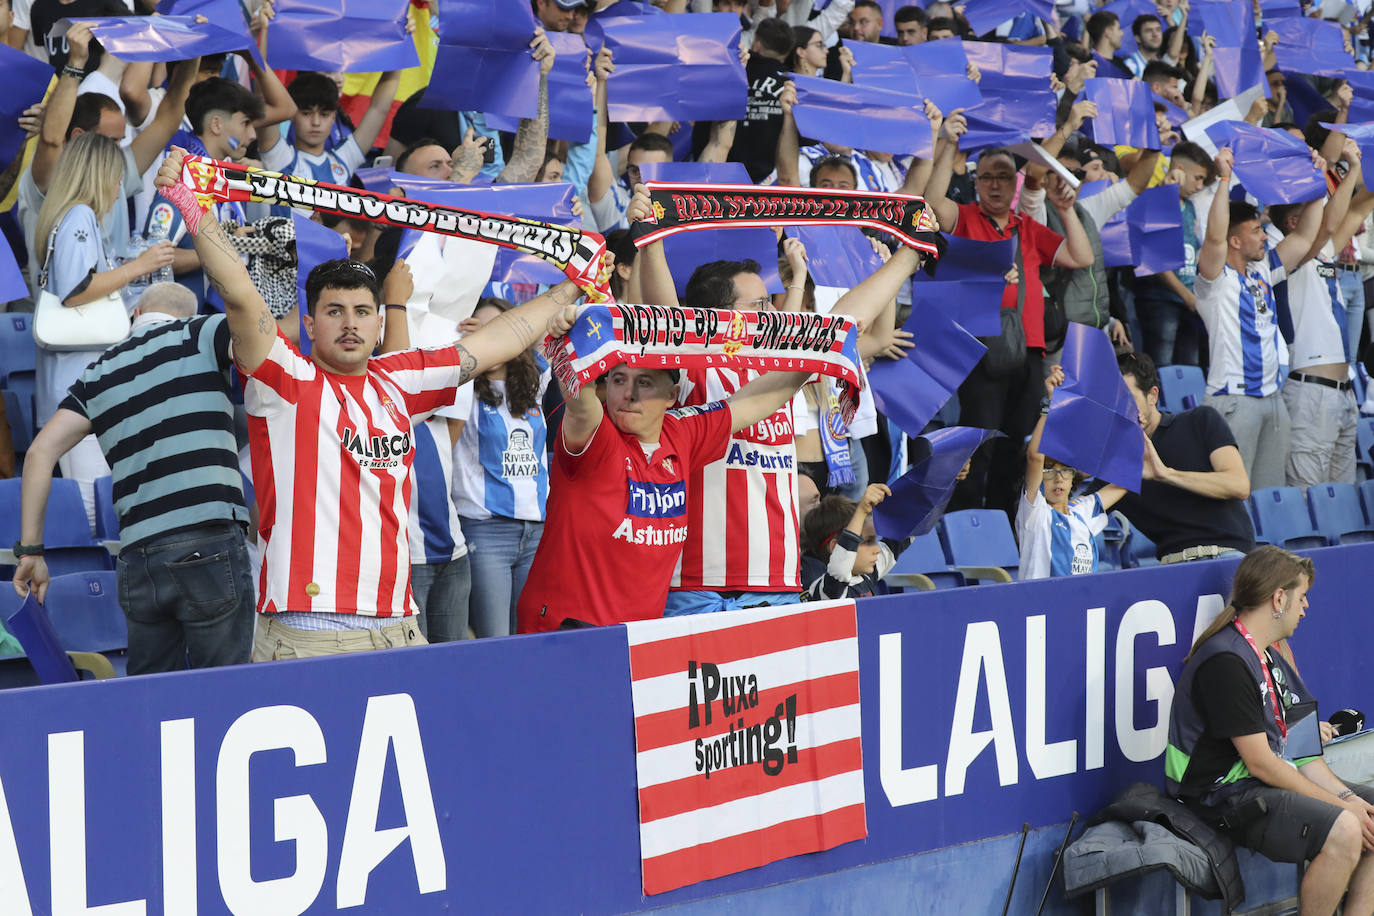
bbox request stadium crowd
[1,0,1373,668]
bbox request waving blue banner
[1270,16,1352,77]
[874,426,1003,539]
[0,44,52,169]
[784,226,884,291]
[868,299,985,441]
[1040,322,1145,491]
[599,13,746,123]
[793,74,933,158]
[1083,78,1161,149]
[912,236,1014,336]
[961,42,1057,137]
[1126,185,1186,276]
[266,0,417,73]
[484,31,595,144]
[960,0,1053,36]
[1206,120,1327,204]
[66,14,259,62]
[1325,121,1374,170]
[1189,0,1266,98]
[848,39,983,115]
[422,0,540,118]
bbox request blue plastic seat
[887,530,966,590]
[1121,520,1160,568]
[1308,483,1374,545]
[93,476,119,541]
[2,370,35,443]
[2,391,31,453]
[1250,486,1327,550]
[0,477,96,548]
[1360,479,1374,524]
[1157,365,1205,413]
[42,571,127,675]
[1359,416,1374,477]
[939,509,1019,582]
[0,314,34,386]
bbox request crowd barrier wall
[0,544,1368,915]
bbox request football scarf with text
[171,154,615,301]
[634,181,947,269]
[546,304,866,424]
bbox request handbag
[977,227,1027,378]
[33,224,130,351]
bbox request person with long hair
[788,25,827,76]
[32,132,174,524]
[451,298,551,638]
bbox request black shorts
[1212,782,1374,863]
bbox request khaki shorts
[251,614,427,662]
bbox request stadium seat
[42,571,127,676]
[1359,416,1374,478]
[886,530,966,590]
[1157,365,1205,413]
[2,370,35,443]
[1096,513,1127,571]
[1249,487,1327,550]
[93,476,119,541]
[1360,479,1374,524]
[1120,516,1159,568]
[1308,483,1374,545]
[0,314,34,386]
[939,509,1018,583]
[3,390,31,453]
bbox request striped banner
[625,600,866,895]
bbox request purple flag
[637,161,782,295]
[599,13,747,123]
[422,0,539,118]
[483,31,595,144]
[1270,16,1353,77]
[959,109,1031,153]
[152,0,263,64]
[1206,120,1326,204]
[65,14,259,62]
[783,226,883,290]
[293,211,349,357]
[0,45,52,168]
[847,39,984,115]
[266,0,417,73]
[1082,78,1161,149]
[1189,0,1265,98]
[1126,185,1185,276]
[792,74,933,158]
[867,298,986,440]
[1040,323,1144,491]
[961,42,1057,137]
[913,236,1014,336]
[873,427,1003,539]
[960,0,1053,36]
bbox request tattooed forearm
[496,73,549,184]
[493,309,538,348]
[257,309,274,337]
[456,342,479,385]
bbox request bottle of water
[121,232,149,309]
[142,219,174,284]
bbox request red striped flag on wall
[625,599,866,895]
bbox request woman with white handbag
[31,132,175,527]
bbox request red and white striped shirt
[673,367,800,592]
[242,335,465,617]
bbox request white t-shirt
[1284,242,1347,371]
[1016,489,1106,580]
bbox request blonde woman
[32,132,174,525]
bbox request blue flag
[0,45,52,169]
[0,234,26,305]
[153,0,263,64]
[1040,323,1144,491]
[1260,0,1304,18]
[867,299,986,440]
[1083,78,1161,149]
[783,226,883,290]
[1206,120,1326,204]
[792,73,933,158]
[266,0,418,73]
[293,212,350,357]
[960,0,1053,36]
[913,236,1014,336]
[599,13,746,123]
[959,109,1031,153]
[1126,185,1186,276]
[873,427,1003,539]
[483,31,595,144]
[1189,1,1266,99]
[1325,121,1374,170]
[847,39,984,115]
[961,41,1057,137]
[637,161,782,295]
[422,0,539,118]
[66,14,259,62]
[1270,16,1352,76]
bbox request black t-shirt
[388,94,465,152]
[729,55,789,183]
[30,0,131,72]
[1113,407,1256,558]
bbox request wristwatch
[12,542,44,558]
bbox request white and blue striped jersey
[451,375,551,522]
[1016,490,1107,581]
[406,415,468,565]
[1195,249,1288,397]
[262,134,365,186]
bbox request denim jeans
[1138,297,1199,368]
[410,553,471,643]
[1340,269,1365,363]
[459,515,543,638]
[115,521,255,675]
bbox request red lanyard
[1234,620,1287,739]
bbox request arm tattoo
[257,309,274,338]
[456,342,478,385]
[495,310,537,348]
[497,74,550,184]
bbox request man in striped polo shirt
[12,283,255,674]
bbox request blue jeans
[663,589,801,616]
[460,515,543,638]
[1340,268,1365,363]
[1138,297,1199,368]
[410,554,471,643]
[115,521,255,675]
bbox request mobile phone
[478,137,496,165]
[373,154,394,170]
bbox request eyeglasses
[976,173,1017,185]
[1042,467,1075,480]
[738,295,772,309]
